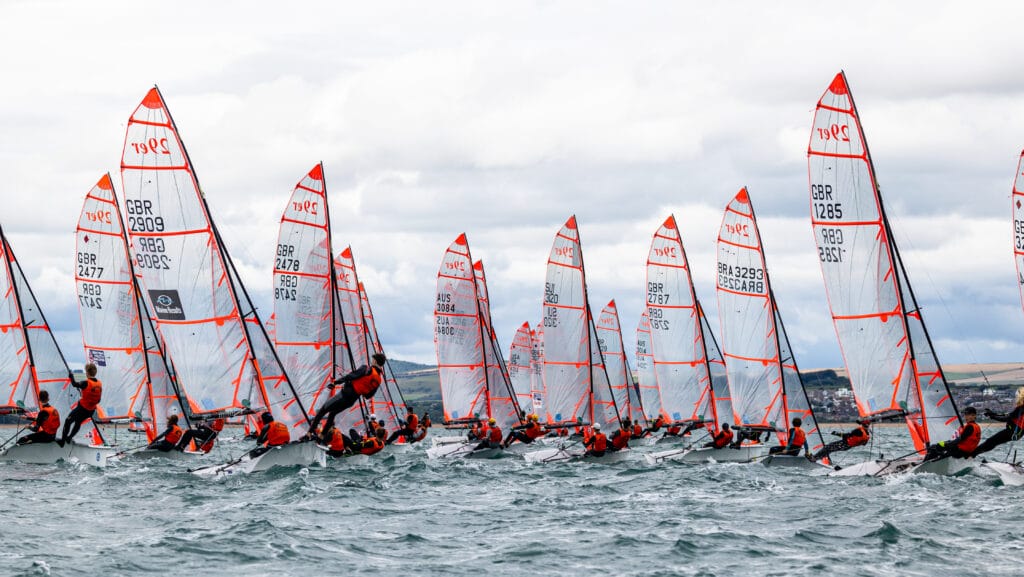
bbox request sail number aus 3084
[436,292,456,313]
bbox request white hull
[425,441,503,460]
[645,444,769,465]
[431,435,468,447]
[523,446,630,464]
[329,453,371,465]
[127,448,203,461]
[761,454,831,471]
[190,442,326,477]
[829,456,974,477]
[0,442,116,468]
[983,462,1024,486]
[385,443,414,454]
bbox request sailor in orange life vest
[359,427,387,456]
[250,412,290,458]
[608,419,632,451]
[475,417,503,450]
[584,422,608,457]
[972,387,1024,457]
[809,419,870,462]
[632,420,645,438]
[147,414,184,452]
[58,363,102,447]
[703,423,733,449]
[926,406,981,460]
[386,406,420,444]
[645,414,666,436]
[502,413,546,447]
[769,417,808,456]
[178,418,225,454]
[306,353,386,437]
[18,390,60,445]
[320,424,349,457]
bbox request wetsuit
[769,426,807,456]
[811,425,869,462]
[387,412,419,444]
[972,406,1024,457]
[60,377,102,445]
[504,421,544,447]
[147,423,183,452]
[17,404,60,445]
[307,365,383,433]
[178,423,219,453]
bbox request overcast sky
[3,1,1024,371]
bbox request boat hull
[523,446,630,464]
[0,442,116,468]
[829,456,974,477]
[761,454,831,471]
[329,453,371,465]
[431,435,468,448]
[128,449,203,461]
[425,441,503,460]
[983,462,1024,486]
[646,444,769,465]
[190,442,326,477]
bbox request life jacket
[488,426,503,444]
[165,424,183,445]
[406,413,419,430]
[611,428,631,450]
[666,425,681,435]
[525,422,544,440]
[633,424,643,437]
[479,423,490,439]
[199,419,224,453]
[423,416,432,428]
[591,432,608,452]
[359,436,384,455]
[956,422,982,453]
[210,418,225,432]
[653,416,665,430]
[264,421,290,446]
[712,428,733,449]
[846,426,869,447]
[327,429,345,452]
[352,366,383,397]
[788,426,806,449]
[38,404,60,435]
[80,378,103,411]
[1011,406,1024,431]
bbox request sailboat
[120,87,324,475]
[429,234,524,459]
[0,224,115,466]
[508,322,537,416]
[808,72,966,477]
[716,187,826,468]
[644,216,735,464]
[523,216,628,464]
[73,174,195,460]
[595,300,645,425]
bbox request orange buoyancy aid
[557,427,569,437]
[1011,406,1024,431]
[359,436,384,455]
[654,416,665,429]
[788,426,806,449]
[327,429,346,452]
[666,425,681,435]
[80,378,103,411]
[38,405,60,435]
[210,418,225,432]
[591,432,608,452]
[633,424,643,437]
[846,426,869,447]
[488,426,503,444]
[525,422,544,440]
[956,422,982,453]
[406,413,419,430]
[712,428,733,449]
[264,421,290,446]
[611,429,631,450]
[352,366,383,397]
[165,424,183,445]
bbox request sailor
[346,428,364,452]
[646,414,666,435]
[321,424,349,457]
[475,417,503,451]
[632,420,645,438]
[58,363,103,447]
[178,418,224,453]
[609,419,632,451]
[926,407,981,460]
[17,390,60,445]
[583,422,608,457]
[147,414,184,452]
[306,353,386,436]
[769,417,807,456]
[359,427,387,456]
[252,412,290,458]
[421,412,432,429]
[809,419,870,462]
[387,406,419,444]
[502,414,545,447]
[664,421,683,437]
[703,423,733,449]
[972,388,1024,457]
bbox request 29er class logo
[148,289,186,320]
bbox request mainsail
[473,260,521,426]
[716,187,824,453]
[596,300,644,424]
[75,174,183,439]
[508,322,536,415]
[357,280,407,429]
[645,215,720,428]
[542,216,618,427]
[635,311,660,420]
[1013,150,1024,315]
[808,72,961,450]
[121,86,308,432]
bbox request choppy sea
[1,426,1022,577]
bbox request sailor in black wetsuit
[973,388,1024,457]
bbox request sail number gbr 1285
[811,184,843,220]
[817,226,846,263]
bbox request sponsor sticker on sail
[148,290,186,320]
[87,349,107,367]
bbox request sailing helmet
[593,422,602,430]
[370,413,377,420]
[488,418,496,424]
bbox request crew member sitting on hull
[584,422,608,457]
[475,418,503,451]
[608,420,632,451]
[387,406,420,445]
[729,426,765,449]
[359,427,387,456]
[664,421,683,437]
[250,412,290,458]
[17,390,60,445]
[703,423,733,449]
[810,419,870,462]
[632,420,645,438]
[306,353,386,436]
[645,415,666,436]
[146,414,184,452]
[58,363,103,447]
[502,414,545,448]
[972,388,1024,457]
[769,418,807,456]
[320,424,349,457]
[926,407,981,460]
[178,418,224,453]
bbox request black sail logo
[148,290,186,320]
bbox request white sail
[807,72,960,450]
[596,300,636,424]
[121,87,307,432]
[1013,151,1024,320]
[474,260,521,429]
[531,322,546,416]
[508,322,536,415]
[635,310,660,420]
[357,279,406,430]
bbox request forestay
[121,87,307,431]
[807,72,960,449]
